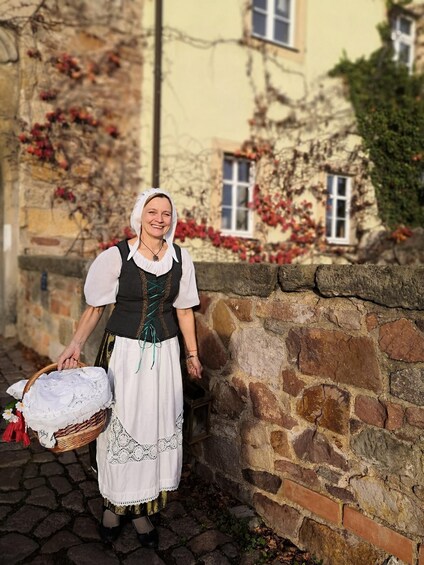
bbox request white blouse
[84,242,199,310]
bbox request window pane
[237,185,249,207]
[223,184,232,206]
[236,209,248,231]
[238,160,250,182]
[327,175,334,195]
[223,158,233,180]
[336,220,346,238]
[275,0,290,18]
[337,200,346,218]
[337,176,347,196]
[399,42,411,65]
[221,208,232,230]
[274,19,289,44]
[325,214,333,237]
[399,16,412,35]
[253,11,267,36]
[253,0,267,10]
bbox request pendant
[153,255,159,262]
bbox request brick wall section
[344,507,414,564]
[17,258,424,565]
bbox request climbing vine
[331,5,424,229]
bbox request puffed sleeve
[173,248,200,309]
[84,246,122,307]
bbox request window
[325,175,351,245]
[392,14,415,71]
[221,155,253,235]
[252,0,294,48]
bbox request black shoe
[99,522,121,544]
[135,527,159,549]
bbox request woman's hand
[57,342,82,371]
[56,306,105,371]
[186,355,202,380]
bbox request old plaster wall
[0,26,20,337]
[16,259,424,565]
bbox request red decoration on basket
[2,409,31,447]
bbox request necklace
[140,238,165,261]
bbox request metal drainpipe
[152,0,163,188]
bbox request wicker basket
[23,362,108,453]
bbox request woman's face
[140,196,172,240]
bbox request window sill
[221,230,254,239]
[326,238,351,246]
[251,33,299,53]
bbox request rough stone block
[232,327,286,380]
[215,473,252,505]
[254,493,302,544]
[384,402,405,431]
[256,293,320,324]
[198,292,212,314]
[212,300,236,347]
[343,507,414,564]
[281,369,305,397]
[270,430,291,458]
[351,428,423,482]
[315,264,424,310]
[405,406,424,429]
[379,319,424,362]
[196,318,228,370]
[354,395,387,428]
[203,434,242,479]
[195,262,278,297]
[390,367,424,406]
[299,518,386,565]
[292,429,348,470]
[224,298,253,322]
[278,265,317,291]
[241,421,274,468]
[283,479,341,524]
[323,301,363,331]
[249,382,297,428]
[366,313,379,332]
[275,460,319,489]
[324,484,355,503]
[297,385,350,435]
[287,328,381,393]
[211,381,246,420]
[242,468,282,494]
[350,476,424,537]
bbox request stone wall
[17,258,424,565]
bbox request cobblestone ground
[0,336,316,565]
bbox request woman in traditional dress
[57,188,202,548]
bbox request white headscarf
[127,188,178,262]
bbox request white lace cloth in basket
[7,367,112,447]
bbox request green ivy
[331,19,424,228]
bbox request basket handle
[23,361,86,395]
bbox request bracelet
[186,354,198,360]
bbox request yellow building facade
[0,0,422,334]
[139,0,393,264]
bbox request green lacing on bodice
[136,275,167,371]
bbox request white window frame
[252,0,295,48]
[221,155,254,237]
[325,174,351,245]
[391,13,415,72]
